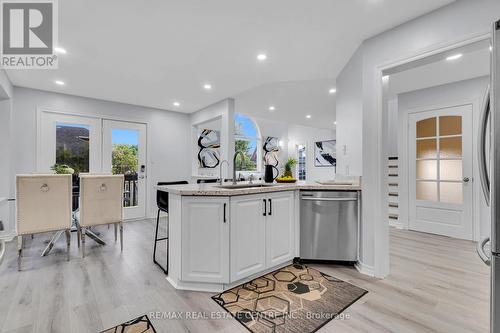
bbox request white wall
[336,45,363,176]
[336,0,500,277]
[10,87,192,221]
[0,70,13,239]
[287,124,336,181]
[397,76,490,240]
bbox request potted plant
[276,158,298,183]
[51,164,75,175]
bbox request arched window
[234,113,261,172]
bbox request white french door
[37,112,102,173]
[37,110,147,220]
[102,120,147,220]
[408,104,473,240]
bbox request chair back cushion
[16,174,72,235]
[157,181,188,212]
[80,175,124,227]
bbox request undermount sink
[215,183,277,189]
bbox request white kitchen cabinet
[230,194,267,281]
[230,191,295,282]
[181,197,229,283]
[266,191,295,267]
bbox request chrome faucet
[219,160,229,185]
[233,151,244,185]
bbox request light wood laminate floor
[0,221,490,333]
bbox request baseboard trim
[355,261,375,277]
[0,231,16,242]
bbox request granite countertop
[157,181,361,196]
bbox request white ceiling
[235,79,336,129]
[388,40,490,97]
[7,0,455,114]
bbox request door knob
[463,177,470,183]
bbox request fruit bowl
[275,177,297,183]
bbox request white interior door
[102,120,147,220]
[408,105,473,240]
[37,111,102,173]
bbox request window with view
[55,123,90,173]
[234,113,260,172]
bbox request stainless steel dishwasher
[300,191,360,263]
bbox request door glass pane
[440,137,462,158]
[416,117,436,138]
[440,182,463,204]
[56,123,90,173]
[416,160,437,180]
[439,116,461,136]
[111,129,139,207]
[297,145,306,180]
[416,181,438,201]
[440,160,462,181]
[416,139,437,159]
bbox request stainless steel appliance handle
[476,237,491,266]
[301,197,358,202]
[478,87,491,206]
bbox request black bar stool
[154,181,188,274]
[197,179,219,184]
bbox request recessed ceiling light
[382,75,390,82]
[203,83,212,90]
[490,45,493,52]
[257,53,267,61]
[329,88,337,94]
[306,115,311,119]
[173,101,180,107]
[54,47,67,54]
[55,80,65,85]
[446,53,463,61]
[268,106,276,111]
[334,121,337,125]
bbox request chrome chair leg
[77,224,81,248]
[81,227,86,258]
[119,222,123,252]
[114,223,118,242]
[65,229,71,261]
[17,235,23,271]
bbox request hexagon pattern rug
[100,315,156,333]
[212,264,367,333]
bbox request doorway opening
[379,37,491,328]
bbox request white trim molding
[355,261,375,277]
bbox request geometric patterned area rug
[100,314,157,333]
[212,264,367,333]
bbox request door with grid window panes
[408,105,473,240]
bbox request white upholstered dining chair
[16,174,73,270]
[77,174,124,257]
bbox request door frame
[36,107,150,220]
[403,102,477,240]
[372,32,491,278]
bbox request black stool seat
[154,181,188,274]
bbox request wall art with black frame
[314,140,336,168]
[263,136,280,167]
[198,129,220,168]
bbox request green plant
[283,157,297,178]
[51,164,75,174]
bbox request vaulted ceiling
[6,0,455,118]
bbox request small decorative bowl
[275,178,297,183]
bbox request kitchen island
[158,181,361,292]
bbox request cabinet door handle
[223,203,227,223]
[263,199,267,216]
[268,199,272,216]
